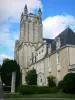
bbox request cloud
[0,0,43,21]
[0,0,43,63]
[0,54,13,61]
[0,11,75,64]
[0,21,19,52]
[43,14,75,39]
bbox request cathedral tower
[20,5,43,43]
[15,5,43,84]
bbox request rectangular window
[57,52,60,64]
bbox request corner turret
[21,12,23,17]
[20,12,23,21]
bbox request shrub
[58,80,63,90]
[47,76,56,88]
[50,87,58,93]
[25,69,37,85]
[17,85,38,94]
[17,85,58,94]
[3,86,11,92]
[62,73,75,93]
[36,86,50,94]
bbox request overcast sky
[0,0,75,63]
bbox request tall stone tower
[14,4,43,84]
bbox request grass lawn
[4,92,75,99]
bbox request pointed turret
[39,8,41,12]
[38,8,42,18]
[21,12,23,20]
[25,4,27,9]
[21,12,23,17]
[24,4,28,15]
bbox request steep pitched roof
[51,27,75,52]
[43,38,54,44]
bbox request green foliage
[58,80,63,90]
[47,76,56,88]
[4,92,75,98]
[0,64,2,67]
[49,87,58,93]
[3,86,11,92]
[62,73,75,93]
[58,73,75,93]
[17,85,58,94]
[0,64,2,71]
[3,58,9,63]
[25,69,37,85]
[0,59,21,88]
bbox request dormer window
[56,38,61,49]
[48,44,51,54]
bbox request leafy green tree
[25,69,37,85]
[1,59,21,87]
[0,64,2,74]
[3,58,9,63]
[47,76,56,88]
[62,73,75,93]
[0,64,1,67]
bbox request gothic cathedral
[15,4,75,86]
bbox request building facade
[15,5,75,85]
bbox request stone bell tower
[15,4,43,84]
[20,4,43,43]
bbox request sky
[0,0,75,64]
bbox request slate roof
[43,38,54,44]
[51,27,75,52]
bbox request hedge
[17,85,58,94]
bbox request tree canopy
[0,59,21,87]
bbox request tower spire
[25,4,27,9]
[38,8,41,12]
[24,4,28,15]
[38,8,42,18]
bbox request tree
[1,59,21,87]
[47,76,56,87]
[61,73,75,93]
[0,64,2,70]
[3,58,9,63]
[25,69,37,85]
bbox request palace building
[15,5,75,85]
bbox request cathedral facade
[15,5,75,85]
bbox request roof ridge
[55,27,74,39]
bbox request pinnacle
[38,8,41,12]
[21,12,23,16]
[25,4,27,9]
